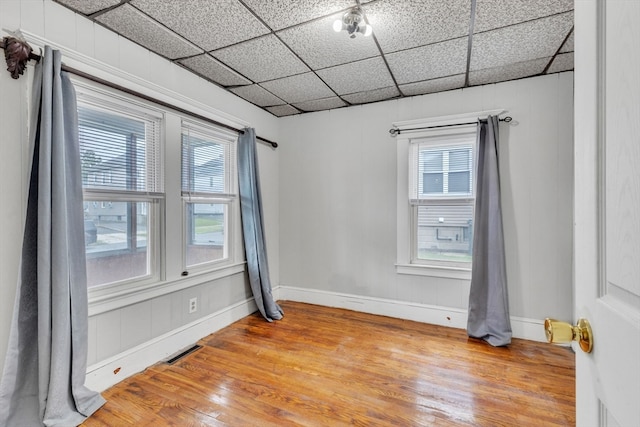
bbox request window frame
[409,137,477,269]
[180,119,238,273]
[75,79,165,291]
[395,110,503,279]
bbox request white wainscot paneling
[87,316,98,366]
[120,301,153,350]
[86,297,257,392]
[118,37,150,81]
[95,309,122,362]
[75,14,95,58]
[43,0,77,49]
[0,1,20,32]
[150,294,175,338]
[20,0,44,36]
[93,23,120,69]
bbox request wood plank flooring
[82,301,575,426]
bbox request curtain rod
[1,35,278,149]
[389,116,513,137]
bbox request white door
[574,0,640,426]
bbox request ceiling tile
[178,54,251,87]
[316,57,394,95]
[212,35,309,83]
[266,105,300,117]
[260,72,335,104]
[475,0,574,33]
[366,0,471,53]
[387,37,468,84]
[399,74,466,96]
[54,0,120,15]
[560,30,574,53]
[470,12,574,71]
[342,86,400,105]
[96,4,202,59]
[469,57,549,86]
[276,13,379,69]
[293,97,347,112]
[242,0,354,30]
[547,52,574,73]
[230,85,285,107]
[131,0,270,51]
[52,0,577,116]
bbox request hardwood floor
[82,301,575,426]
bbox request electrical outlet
[189,297,197,314]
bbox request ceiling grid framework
[54,0,575,117]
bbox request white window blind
[78,98,163,194]
[409,131,476,204]
[181,121,236,199]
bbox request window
[77,88,163,288]
[181,120,237,270]
[395,113,500,278]
[409,133,476,265]
[68,74,247,312]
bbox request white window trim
[395,110,503,279]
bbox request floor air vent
[165,344,202,364]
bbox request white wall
[0,0,280,383]
[278,73,574,335]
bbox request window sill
[395,263,471,280]
[88,262,246,316]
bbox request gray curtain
[0,47,105,426]
[466,116,512,346]
[238,128,283,322]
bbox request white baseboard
[85,298,257,392]
[278,285,468,329]
[509,315,547,342]
[277,285,546,343]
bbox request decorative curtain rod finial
[2,33,33,79]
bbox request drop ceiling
[53,0,574,117]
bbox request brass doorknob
[544,318,593,353]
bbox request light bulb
[333,19,343,32]
[363,24,372,37]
